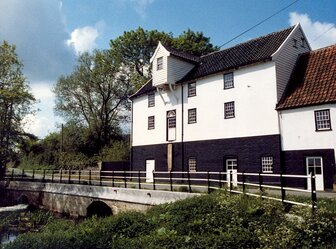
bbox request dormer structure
[150,42,199,88]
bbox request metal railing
[3,169,317,211]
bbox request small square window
[224,101,235,119]
[261,156,273,173]
[148,116,155,130]
[148,93,155,107]
[188,108,197,124]
[188,157,197,172]
[157,57,163,70]
[224,72,234,89]
[315,109,331,131]
[188,82,196,97]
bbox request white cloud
[120,0,154,19]
[67,26,99,54]
[289,12,336,49]
[0,0,76,82]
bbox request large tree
[0,41,35,175]
[109,27,219,90]
[54,50,132,151]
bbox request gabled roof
[130,79,155,99]
[163,45,200,63]
[178,25,295,83]
[277,44,336,110]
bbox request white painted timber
[152,45,169,87]
[167,56,195,84]
[279,104,336,159]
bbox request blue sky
[0,0,335,138]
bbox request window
[167,111,176,128]
[301,37,305,48]
[148,116,155,130]
[188,157,197,172]
[261,156,273,173]
[293,38,298,48]
[224,101,235,119]
[157,57,163,70]
[224,72,234,89]
[148,93,155,107]
[188,108,197,124]
[306,157,323,175]
[315,109,331,131]
[188,82,196,97]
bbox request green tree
[0,41,35,175]
[109,27,219,91]
[54,50,131,152]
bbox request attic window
[301,37,305,48]
[157,57,163,70]
[293,39,298,48]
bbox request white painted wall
[274,25,311,101]
[279,104,336,158]
[183,61,280,142]
[152,46,169,87]
[132,61,280,146]
[132,87,182,146]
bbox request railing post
[188,171,191,193]
[124,170,127,188]
[51,170,54,183]
[43,169,46,182]
[60,169,63,183]
[99,170,102,186]
[170,171,173,191]
[280,172,285,203]
[258,172,263,195]
[68,170,71,184]
[152,171,156,190]
[219,171,222,189]
[138,170,141,189]
[89,170,91,185]
[112,171,114,187]
[311,172,317,213]
[21,169,24,180]
[32,169,35,181]
[229,171,233,194]
[207,171,210,194]
[11,169,14,181]
[78,170,81,184]
[242,170,246,194]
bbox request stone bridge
[0,181,199,217]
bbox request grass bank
[4,190,336,249]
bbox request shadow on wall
[86,201,113,217]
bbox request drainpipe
[130,99,133,172]
[181,84,185,172]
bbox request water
[0,204,28,213]
[0,232,17,245]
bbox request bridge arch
[17,194,29,205]
[86,201,113,217]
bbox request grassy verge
[4,190,336,249]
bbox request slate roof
[277,44,336,110]
[164,45,200,63]
[178,25,295,83]
[130,26,295,99]
[130,79,155,99]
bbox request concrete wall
[1,181,199,217]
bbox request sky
[0,0,335,138]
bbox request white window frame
[261,156,273,173]
[224,72,234,89]
[188,157,197,172]
[188,82,196,97]
[315,109,331,131]
[224,101,235,119]
[157,57,163,70]
[188,108,197,124]
[148,116,155,130]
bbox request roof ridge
[306,43,336,54]
[200,25,295,59]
